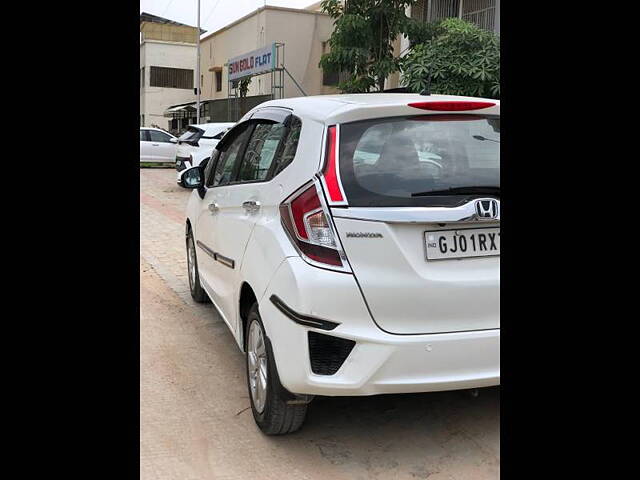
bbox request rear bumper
[260,258,500,397]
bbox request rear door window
[149,130,173,143]
[140,130,149,141]
[272,116,302,176]
[209,124,252,187]
[237,122,287,182]
[339,115,500,207]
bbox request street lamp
[196,0,200,124]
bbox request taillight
[280,182,349,271]
[320,125,347,206]
[408,101,495,111]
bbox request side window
[140,130,149,141]
[272,117,302,176]
[204,149,219,184]
[237,122,287,182]
[210,124,252,187]
[149,130,172,143]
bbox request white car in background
[175,122,235,183]
[140,127,177,164]
[180,94,500,435]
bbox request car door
[139,129,153,162]
[211,115,291,329]
[148,130,177,162]
[193,122,254,330]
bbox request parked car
[180,94,500,435]
[175,123,235,183]
[140,127,177,164]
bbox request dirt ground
[140,168,500,480]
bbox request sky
[140,0,317,37]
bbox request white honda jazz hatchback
[175,122,235,183]
[180,94,500,434]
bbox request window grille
[149,66,194,89]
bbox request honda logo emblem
[475,199,499,219]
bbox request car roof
[251,93,500,124]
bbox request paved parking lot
[140,167,500,480]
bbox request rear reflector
[408,101,495,111]
[322,126,344,203]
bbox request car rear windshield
[338,114,500,207]
[178,127,204,143]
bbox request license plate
[425,227,500,260]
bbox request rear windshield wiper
[411,186,500,197]
[472,135,500,143]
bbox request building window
[202,102,210,121]
[149,66,194,89]
[411,0,497,32]
[461,0,496,32]
[429,0,461,22]
[322,41,340,87]
[140,67,145,88]
[323,69,339,87]
[215,70,222,92]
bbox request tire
[246,302,308,435]
[186,229,208,303]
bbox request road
[140,167,500,480]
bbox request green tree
[401,18,500,98]
[320,0,416,93]
[238,77,252,98]
[232,77,252,116]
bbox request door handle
[152,143,159,146]
[242,200,261,213]
[208,202,219,214]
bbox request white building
[192,4,340,123]
[139,13,202,130]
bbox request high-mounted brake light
[408,101,495,111]
[321,126,345,204]
[279,182,348,270]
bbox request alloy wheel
[247,321,268,413]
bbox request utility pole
[196,0,201,123]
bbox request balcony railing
[411,0,498,33]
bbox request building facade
[150,1,500,129]
[196,5,339,123]
[140,13,201,129]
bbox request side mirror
[169,137,178,144]
[179,166,204,189]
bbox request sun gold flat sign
[228,43,276,82]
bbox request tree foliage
[320,0,416,93]
[401,18,500,98]
[238,77,252,98]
